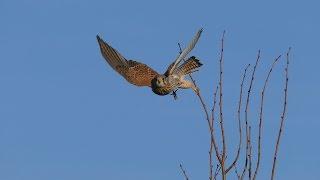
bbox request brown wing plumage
[96,35,159,87]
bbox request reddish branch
[218,30,227,180]
[252,55,282,180]
[226,64,251,173]
[240,50,261,180]
[210,86,219,180]
[271,47,291,180]
[177,32,290,180]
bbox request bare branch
[180,164,189,180]
[210,86,219,180]
[211,86,219,132]
[198,90,222,165]
[235,165,241,180]
[219,30,227,158]
[248,126,252,180]
[271,47,291,180]
[253,55,282,180]
[217,30,227,180]
[226,64,251,173]
[209,148,214,180]
[214,165,221,180]
[210,86,220,171]
[240,50,261,180]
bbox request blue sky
[0,0,318,179]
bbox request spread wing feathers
[96,35,129,74]
[174,56,203,76]
[96,35,159,87]
[124,60,159,87]
[168,28,203,75]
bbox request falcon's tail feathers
[175,56,203,76]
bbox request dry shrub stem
[240,50,261,180]
[226,64,250,174]
[177,38,223,179]
[248,126,253,179]
[177,31,290,180]
[210,86,219,180]
[271,47,291,180]
[218,30,227,180]
[214,165,222,180]
[252,55,282,180]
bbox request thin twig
[271,47,291,180]
[226,64,251,173]
[248,126,252,180]
[198,90,222,165]
[214,165,221,180]
[209,147,214,180]
[210,86,219,180]
[240,137,249,180]
[211,86,219,133]
[240,50,261,180]
[218,30,227,180]
[235,165,241,180]
[253,55,282,180]
[180,164,189,180]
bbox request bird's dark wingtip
[189,56,203,66]
[96,35,101,41]
[194,57,203,67]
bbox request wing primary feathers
[96,35,129,72]
[96,35,159,87]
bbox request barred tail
[175,56,203,76]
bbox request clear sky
[0,0,318,179]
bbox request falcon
[96,29,203,97]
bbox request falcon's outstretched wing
[168,28,203,75]
[96,35,159,87]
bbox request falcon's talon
[171,90,178,100]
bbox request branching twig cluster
[178,31,291,180]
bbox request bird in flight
[96,29,203,98]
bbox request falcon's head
[152,75,166,88]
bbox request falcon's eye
[156,78,161,85]
[162,78,166,84]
